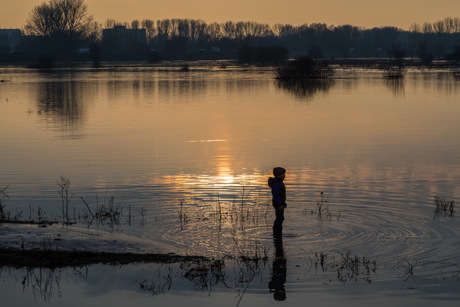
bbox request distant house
[0,29,21,53]
[103,26,147,53]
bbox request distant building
[0,29,21,53]
[103,26,147,53]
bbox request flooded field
[1,62,459,306]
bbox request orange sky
[1,0,459,30]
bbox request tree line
[15,0,460,61]
[91,18,460,61]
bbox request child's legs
[274,207,284,228]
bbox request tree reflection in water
[386,78,405,98]
[35,78,93,134]
[277,79,335,100]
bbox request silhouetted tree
[24,0,95,51]
[206,22,222,41]
[18,9,460,61]
[308,45,323,59]
[238,45,288,65]
[141,19,156,45]
[446,45,460,62]
[131,20,140,29]
[422,22,433,34]
[388,43,406,62]
[104,19,118,29]
[164,36,188,54]
[238,45,253,64]
[383,43,406,79]
[417,42,434,64]
[89,43,101,67]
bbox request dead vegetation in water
[382,64,405,79]
[275,56,334,80]
[232,236,269,264]
[305,250,378,284]
[57,176,72,225]
[303,192,341,221]
[136,249,266,302]
[0,185,38,224]
[0,185,11,221]
[395,257,460,281]
[180,240,268,304]
[0,250,205,302]
[58,176,127,227]
[0,178,146,228]
[178,183,271,232]
[382,43,406,79]
[433,196,456,218]
[181,257,228,291]
[137,266,174,296]
[0,239,267,303]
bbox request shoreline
[1,57,459,70]
[0,248,205,268]
[0,222,199,268]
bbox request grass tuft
[303,192,341,221]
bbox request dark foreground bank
[0,247,205,268]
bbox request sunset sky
[1,0,459,30]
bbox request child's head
[273,167,286,179]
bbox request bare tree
[433,20,446,34]
[422,22,433,34]
[25,0,94,46]
[206,22,222,40]
[409,23,421,33]
[443,17,454,34]
[104,19,118,29]
[141,19,156,44]
[131,19,140,29]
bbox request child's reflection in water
[268,236,286,301]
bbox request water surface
[1,62,459,305]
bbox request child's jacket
[268,177,287,207]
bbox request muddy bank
[0,223,201,268]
